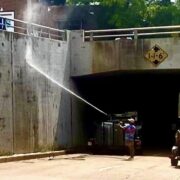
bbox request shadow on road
[142,148,171,157]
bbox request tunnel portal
[73,70,180,150]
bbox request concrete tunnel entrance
[73,70,180,150]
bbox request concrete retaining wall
[0,31,72,154]
[0,32,13,154]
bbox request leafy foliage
[67,0,180,28]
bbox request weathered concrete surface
[71,31,180,76]
[2,29,180,155]
[0,32,13,154]
[0,31,72,154]
[70,31,93,76]
[0,153,179,180]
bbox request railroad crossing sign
[144,44,168,65]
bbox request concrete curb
[0,150,66,163]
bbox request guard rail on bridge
[84,25,180,41]
[0,16,66,41]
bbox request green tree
[67,0,180,28]
[108,0,147,28]
[67,0,99,5]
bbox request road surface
[0,152,179,180]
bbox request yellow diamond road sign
[144,44,168,65]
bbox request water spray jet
[26,60,108,117]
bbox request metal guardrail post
[62,30,67,41]
[32,25,35,36]
[133,30,138,40]
[40,28,42,38]
[83,30,85,42]
[90,32,93,41]
[48,29,51,38]
[27,23,29,35]
[133,29,138,51]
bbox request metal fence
[0,16,66,41]
[2,17,180,42]
[84,25,180,41]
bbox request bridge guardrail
[0,16,66,41]
[84,25,180,41]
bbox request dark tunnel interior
[73,70,180,150]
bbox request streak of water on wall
[25,45,108,116]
